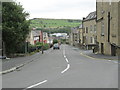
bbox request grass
[30,18,82,29]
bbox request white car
[53,43,60,49]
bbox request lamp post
[40,21,44,54]
[41,29,44,54]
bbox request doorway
[111,44,116,56]
[101,43,104,54]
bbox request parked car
[0,56,10,59]
[53,43,60,50]
[0,56,6,59]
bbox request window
[95,36,97,43]
[94,25,96,33]
[83,36,86,43]
[90,37,93,43]
[101,22,104,36]
[90,25,92,33]
[86,27,88,33]
[83,28,85,33]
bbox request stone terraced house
[96,0,120,56]
[82,11,97,50]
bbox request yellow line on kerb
[80,53,117,60]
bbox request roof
[71,27,79,33]
[31,30,41,36]
[83,11,96,21]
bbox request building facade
[69,27,80,46]
[43,32,49,43]
[27,30,43,45]
[96,1,120,56]
[82,11,97,50]
[79,24,83,45]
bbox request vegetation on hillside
[30,18,81,28]
[30,18,82,33]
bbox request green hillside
[30,18,82,29]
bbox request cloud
[16,0,96,19]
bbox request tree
[53,39,58,44]
[2,2,30,55]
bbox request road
[2,44,118,89]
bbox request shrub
[43,43,50,50]
[36,42,42,50]
[29,44,37,53]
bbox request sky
[15,0,96,19]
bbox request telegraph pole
[41,30,44,54]
[40,21,44,54]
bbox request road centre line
[61,45,70,73]
[24,80,47,89]
[65,58,69,63]
[61,64,70,74]
[64,55,66,58]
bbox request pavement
[2,44,118,88]
[69,46,118,60]
[81,50,118,60]
[1,48,53,74]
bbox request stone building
[82,11,97,50]
[26,30,43,45]
[79,24,83,45]
[69,27,80,46]
[96,1,120,56]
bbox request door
[101,43,104,54]
[111,44,116,56]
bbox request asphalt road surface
[2,44,118,89]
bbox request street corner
[80,52,99,60]
[80,52,118,61]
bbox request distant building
[96,1,120,56]
[82,11,97,50]
[69,27,80,46]
[27,30,43,45]
[78,24,83,45]
[50,33,68,40]
[48,37,53,44]
[43,32,49,43]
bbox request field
[30,18,82,29]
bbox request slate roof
[31,30,41,36]
[71,27,79,33]
[84,11,96,21]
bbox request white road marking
[26,80,47,89]
[65,58,69,63]
[61,45,70,74]
[61,64,70,74]
[64,55,66,58]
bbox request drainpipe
[108,12,110,42]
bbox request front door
[111,45,116,56]
[101,43,104,54]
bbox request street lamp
[41,29,44,54]
[40,21,44,54]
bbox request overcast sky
[16,0,96,19]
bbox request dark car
[53,43,60,49]
[0,56,7,59]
